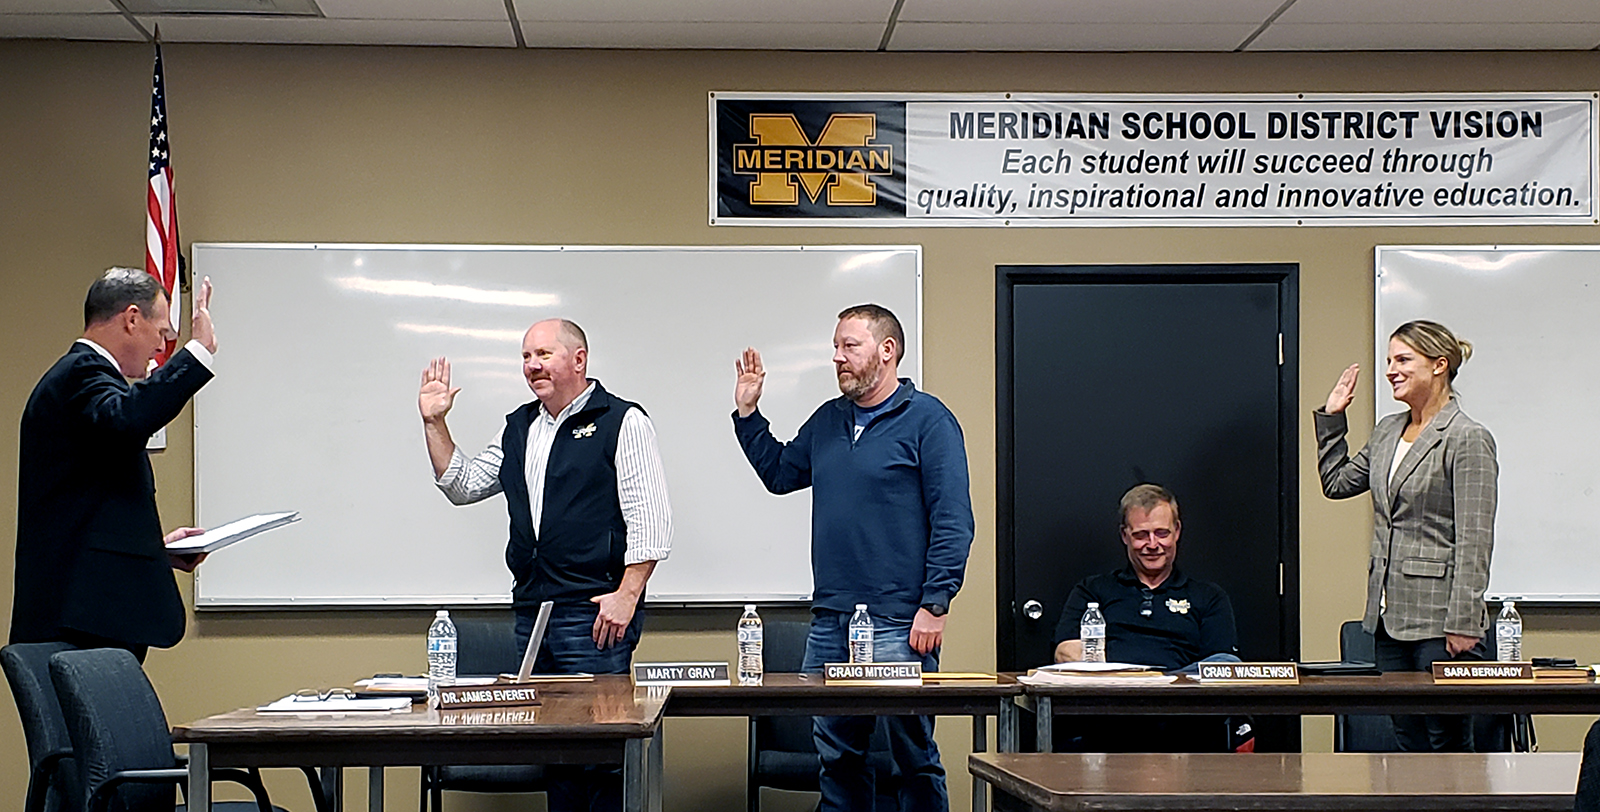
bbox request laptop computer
[506,600,554,682]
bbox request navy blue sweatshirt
[733,379,974,619]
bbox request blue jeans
[515,600,642,812]
[802,609,947,812]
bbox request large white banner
[711,93,1597,227]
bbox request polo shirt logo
[1167,598,1191,615]
[572,423,597,439]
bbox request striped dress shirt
[436,383,672,565]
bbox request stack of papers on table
[1020,661,1177,686]
[257,694,412,713]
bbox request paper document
[355,676,497,691]
[1037,661,1160,673]
[257,694,411,713]
[1019,671,1177,687]
[165,511,300,554]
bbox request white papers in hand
[165,511,300,554]
[257,694,411,713]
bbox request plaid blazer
[1315,397,1498,642]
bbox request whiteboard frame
[191,243,924,609]
[1375,243,1600,603]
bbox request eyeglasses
[292,688,356,702]
[1126,527,1174,542]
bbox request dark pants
[58,629,147,663]
[515,600,643,812]
[801,609,947,812]
[1374,618,1486,752]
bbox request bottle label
[738,628,762,644]
[429,638,457,654]
[1081,623,1105,638]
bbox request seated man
[1050,483,1244,751]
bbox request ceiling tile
[1281,0,1600,24]
[512,0,896,25]
[1251,22,1600,50]
[899,0,1286,25]
[521,20,884,49]
[132,15,518,46]
[889,21,1260,51]
[314,0,511,22]
[0,12,142,40]
[0,0,117,11]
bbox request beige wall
[2,41,1599,812]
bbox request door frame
[995,263,1300,670]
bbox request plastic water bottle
[1495,600,1523,662]
[848,604,874,664]
[427,609,457,698]
[1081,602,1107,663]
[737,604,764,685]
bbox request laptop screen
[513,600,554,681]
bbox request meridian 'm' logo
[732,114,893,206]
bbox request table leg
[649,725,664,812]
[623,738,646,812]
[188,743,211,812]
[322,767,344,812]
[998,698,1020,753]
[368,766,383,812]
[971,714,988,812]
[1035,696,1053,753]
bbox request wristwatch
[921,602,948,617]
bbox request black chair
[419,613,546,812]
[47,648,281,812]
[1575,718,1600,812]
[747,618,899,812]
[3,642,83,812]
[1333,619,1534,752]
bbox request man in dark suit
[10,268,217,661]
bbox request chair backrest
[1338,620,1375,663]
[1576,718,1600,812]
[2,642,82,812]
[757,618,816,754]
[453,614,520,677]
[49,649,176,812]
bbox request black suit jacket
[10,342,213,649]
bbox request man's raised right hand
[419,356,461,423]
[734,347,765,418]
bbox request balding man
[420,318,671,812]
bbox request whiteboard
[192,244,922,607]
[1376,245,1600,602]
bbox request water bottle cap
[856,604,868,610]
[436,609,449,617]
[1504,600,1515,607]
[1086,602,1099,609]
[744,604,756,612]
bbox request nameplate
[633,662,731,686]
[1197,662,1300,683]
[434,683,541,709]
[439,706,541,725]
[1432,661,1534,682]
[824,662,924,685]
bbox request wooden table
[970,751,1584,811]
[664,673,1024,812]
[1020,672,1600,752]
[173,676,666,812]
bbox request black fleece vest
[499,382,639,607]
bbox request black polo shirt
[1053,566,1237,672]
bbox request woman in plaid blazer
[1315,320,1497,752]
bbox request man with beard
[731,304,973,812]
[420,318,672,812]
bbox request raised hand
[1324,363,1360,414]
[734,347,766,418]
[419,356,461,423]
[192,276,216,353]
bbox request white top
[435,382,672,566]
[1389,435,1414,485]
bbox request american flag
[146,38,180,364]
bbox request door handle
[1022,599,1043,620]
